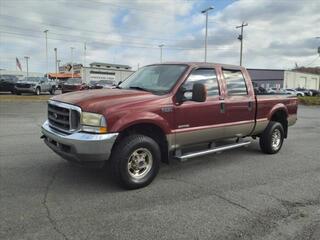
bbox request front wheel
[35,87,40,96]
[259,121,284,154]
[109,134,160,189]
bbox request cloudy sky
[0,0,319,73]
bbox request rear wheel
[109,134,160,189]
[49,87,55,95]
[16,91,21,95]
[259,121,284,154]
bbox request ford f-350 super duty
[41,63,298,189]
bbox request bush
[298,96,320,105]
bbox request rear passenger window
[223,69,248,96]
[183,68,219,97]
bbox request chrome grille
[47,101,81,133]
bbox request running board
[175,141,251,161]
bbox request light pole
[201,6,214,62]
[57,60,61,71]
[70,47,74,78]
[43,30,49,79]
[236,22,248,66]
[54,48,58,81]
[24,56,29,79]
[83,41,87,67]
[158,44,164,63]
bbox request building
[284,71,320,90]
[247,69,284,89]
[0,69,44,80]
[248,68,320,90]
[54,62,134,84]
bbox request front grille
[48,101,80,133]
[17,83,31,88]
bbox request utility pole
[43,30,49,79]
[201,7,214,62]
[236,22,248,66]
[54,48,58,81]
[158,44,164,63]
[24,56,29,79]
[316,37,320,56]
[70,47,74,78]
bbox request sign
[90,73,115,82]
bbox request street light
[43,30,49,79]
[70,47,74,78]
[158,44,164,63]
[54,48,58,81]
[24,56,30,79]
[201,6,214,62]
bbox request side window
[223,69,248,96]
[183,68,219,97]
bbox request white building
[58,62,134,84]
[284,71,320,90]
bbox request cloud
[0,0,319,72]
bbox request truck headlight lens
[80,112,107,133]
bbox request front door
[173,68,225,148]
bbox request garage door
[297,77,306,88]
[307,78,318,89]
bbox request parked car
[295,88,312,96]
[285,88,304,96]
[0,75,19,93]
[254,86,268,95]
[15,77,56,95]
[61,78,88,93]
[41,62,298,189]
[89,80,115,89]
[308,89,320,96]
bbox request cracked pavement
[0,101,319,240]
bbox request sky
[0,0,319,73]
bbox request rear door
[174,68,226,147]
[220,68,255,137]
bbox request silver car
[15,77,57,95]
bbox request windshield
[23,77,42,82]
[119,64,187,94]
[66,78,82,84]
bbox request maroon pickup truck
[41,62,298,189]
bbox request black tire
[35,87,40,96]
[16,91,21,95]
[109,134,161,189]
[49,87,55,95]
[297,93,302,97]
[259,121,284,154]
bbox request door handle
[220,102,225,113]
[248,101,253,111]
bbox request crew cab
[41,63,298,189]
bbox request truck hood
[51,89,157,113]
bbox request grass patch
[298,96,320,105]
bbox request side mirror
[192,83,207,102]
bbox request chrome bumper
[41,120,118,165]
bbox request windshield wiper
[128,86,150,92]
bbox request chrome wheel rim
[127,148,153,180]
[271,129,281,150]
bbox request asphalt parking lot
[1,100,319,240]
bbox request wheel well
[270,110,288,138]
[115,123,169,163]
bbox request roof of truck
[148,62,243,70]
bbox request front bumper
[41,120,118,166]
[15,86,36,93]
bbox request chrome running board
[175,141,251,161]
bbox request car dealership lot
[0,101,319,240]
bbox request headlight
[80,112,107,133]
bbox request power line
[0,30,234,51]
